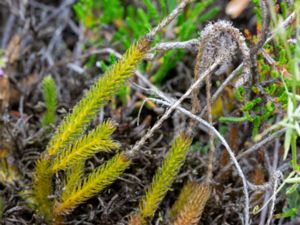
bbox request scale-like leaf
[52,120,119,172]
[137,133,192,223]
[54,153,131,215]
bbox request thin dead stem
[265,173,279,225]
[205,74,215,181]
[251,0,270,85]
[150,39,199,52]
[200,63,243,117]
[266,12,296,44]
[251,0,270,56]
[215,128,286,179]
[127,59,222,157]
[147,0,194,38]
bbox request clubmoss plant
[46,38,151,157]
[129,133,192,224]
[41,75,57,127]
[32,36,152,223]
[170,182,211,225]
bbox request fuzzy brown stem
[205,74,215,181]
[188,42,206,135]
